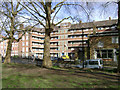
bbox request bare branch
[34,2,45,13]
[39,1,46,10]
[51,0,66,14]
[52,6,62,24]
[17,7,24,13]
[15,22,39,42]
[54,16,71,26]
[30,2,46,20]
[19,2,45,27]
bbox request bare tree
[100,1,120,73]
[20,0,94,68]
[117,1,120,74]
[0,1,38,63]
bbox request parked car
[74,59,103,69]
[61,55,69,60]
[51,57,58,61]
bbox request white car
[75,59,103,69]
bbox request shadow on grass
[48,67,119,83]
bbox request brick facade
[0,19,118,61]
[89,34,119,61]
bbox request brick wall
[89,35,119,61]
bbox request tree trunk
[118,2,120,88]
[42,2,52,68]
[118,1,120,73]
[42,29,52,68]
[4,39,12,64]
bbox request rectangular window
[102,50,107,58]
[98,28,101,30]
[26,42,28,46]
[26,36,28,40]
[22,42,25,46]
[96,50,101,58]
[22,36,25,40]
[108,50,113,58]
[22,47,24,52]
[89,61,98,65]
[26,53,28,57]
[96,50,113,59]
[26,47,28,52]
[112,37,118,43]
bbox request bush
[12,55,19,58]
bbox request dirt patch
[2,64,119,88]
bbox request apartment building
[0,35,19,57]
[89,30,119,61]
[18,18,118,61]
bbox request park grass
[2,63,119,88]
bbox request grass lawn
[2,63,119,88]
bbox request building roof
[70,19,118,29]
[28,19,118,32]
[89,29,118,37]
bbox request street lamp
[82,29,85,68]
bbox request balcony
[68,37,88,41]
[32,50,44,53]
[50,39,59,42]
[68,43,88,47]
[32,33,45,37]
[32,45,44,48]
[50,45,58,48]
[32,39,44,43]
[50,50,59,53]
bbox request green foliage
[12,55,19,58]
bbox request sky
[0,1,118,36]
[56,1,118,23]
[14,1,118,27]
[0,1,118,40]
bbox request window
[26,47,28,52]
[84,29,88,31]
[89,61,98,65]
[22,36,25,40]
[22,47,24,52]
[22,42,25,46]
[26,42,28,46]
[98,27,101,30]
[26,53,28,57]
[97,41,104,47]
[71,48,74,50]
[96,50,113,59]
[26,36,28,40]
[96,50,101,58]
[84,35,87,37]
[112,37,118,43]
[102,50,107,58]
[105,27,109,29]
[108,50,113,58]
